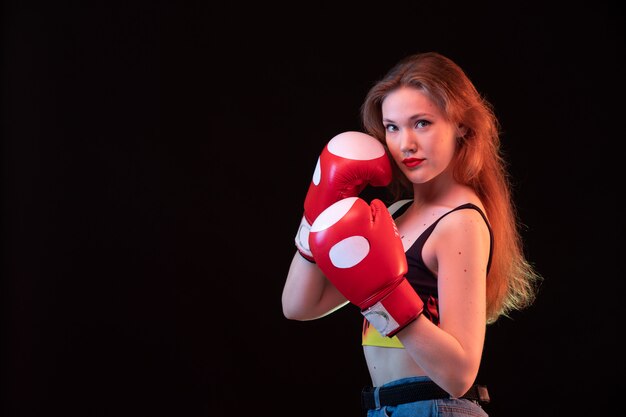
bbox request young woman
[282,52,542,416]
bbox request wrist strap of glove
[361,279,423,337]
[295,215,315,263]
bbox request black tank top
[390,200,494,326]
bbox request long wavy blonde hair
[361,52,542,323]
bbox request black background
[2,1,624,416]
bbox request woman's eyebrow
[383,113,435,123]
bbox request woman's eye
[385,124,398,132]
[416,120,430,128]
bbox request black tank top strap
[399,201,494,273]
[423,203,494,272]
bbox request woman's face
[382,87,459,185]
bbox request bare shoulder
[434,205,490,240]
[428,204,492,275]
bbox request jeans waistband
[361,380,490,410]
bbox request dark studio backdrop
[2,1,624,416]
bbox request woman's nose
[400,130,417,155]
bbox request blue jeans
[365,376,489,417]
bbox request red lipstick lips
[402,158,423,168]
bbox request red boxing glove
[295,131,392,261]
[309,197,424,337]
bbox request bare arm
[396,210,490,397]
[281,251,349,320]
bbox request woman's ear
[457,124,468,138]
